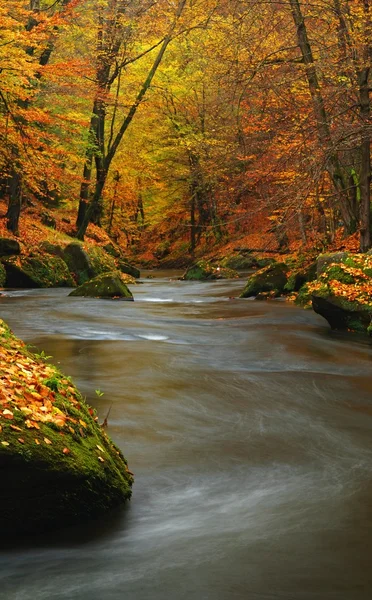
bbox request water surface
[1,273,372,599]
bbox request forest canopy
[0,0,371,256]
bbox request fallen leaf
[18,438,25,444]
[10,425,22,432]
[62,447,71,454]
[1,441,10,446]
[44,437,52,445]
[2,409,14,419]
[97,456,105,462]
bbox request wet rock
[118,260,140,279]
[181,260,239,280]
[285,262,317,293]
[69,271,134,300]
[240,262,289,298]
[312,294,372,333]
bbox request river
[1,272,372,599]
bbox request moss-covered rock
[2,255,74,288]
[63,243,95,285]
[181,260,239,281]
[118,260,140,279]
[103,242,121,258]
[284,262,317,293]
[85,245,117,276]
[316,252,348,277]
[256,257,276,268]
[0,238,20,257]
[306,254,372,334]
[0,320,133,535]
[69,271,134,300]
[38,241,65,259]
[220,254,259,270]
[240,262,289,298]
[40,211,56,229]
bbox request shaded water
[1,272,372,599]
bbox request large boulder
[240,262,289,298]
[0,238,20,257]
[2,255,74,288]
[38,241,65,259]
[118,260,140,279]
[85,245,117,276]
[285,261,317,293]
[220,254,259,270]
[69,271,134,300]
[316,252,348,277]
[0,319,133,535]
[308,254,372,334]
[181,260,239,281]
[63,243,95,285]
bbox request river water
[1,272,372,600]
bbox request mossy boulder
[256,257,276,268]
[240,262,289,298]
[38,241,65,259]
[69,271,134,300]
[2,255,74,288]
[284,262,317,293]
[118,260,140,279]
[103,242,121,258]
[181,260,239,281]
[0,319,133,535]
[40,211,56,229]
[85,245,117,276]
[63,243,95,285]
[312,293,372,333]
[316,252,348,277]
[0,238,20,257]
[220,254,259,270]
[306,254,372,333]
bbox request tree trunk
[358,67,371,251]
[6,168,22,235]
[289,0,357,232]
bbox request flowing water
[1,272,372,600]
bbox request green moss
[182,260,239,281]
[85,245,117,276]
[240,262,288,298]
[323,265,355,284]
[220,254,258,270]
[3,255,74,288]
[69,271,134,299]
[0,320,133,535]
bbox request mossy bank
[0,320,133,536]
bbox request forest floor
[0,198,361,271]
